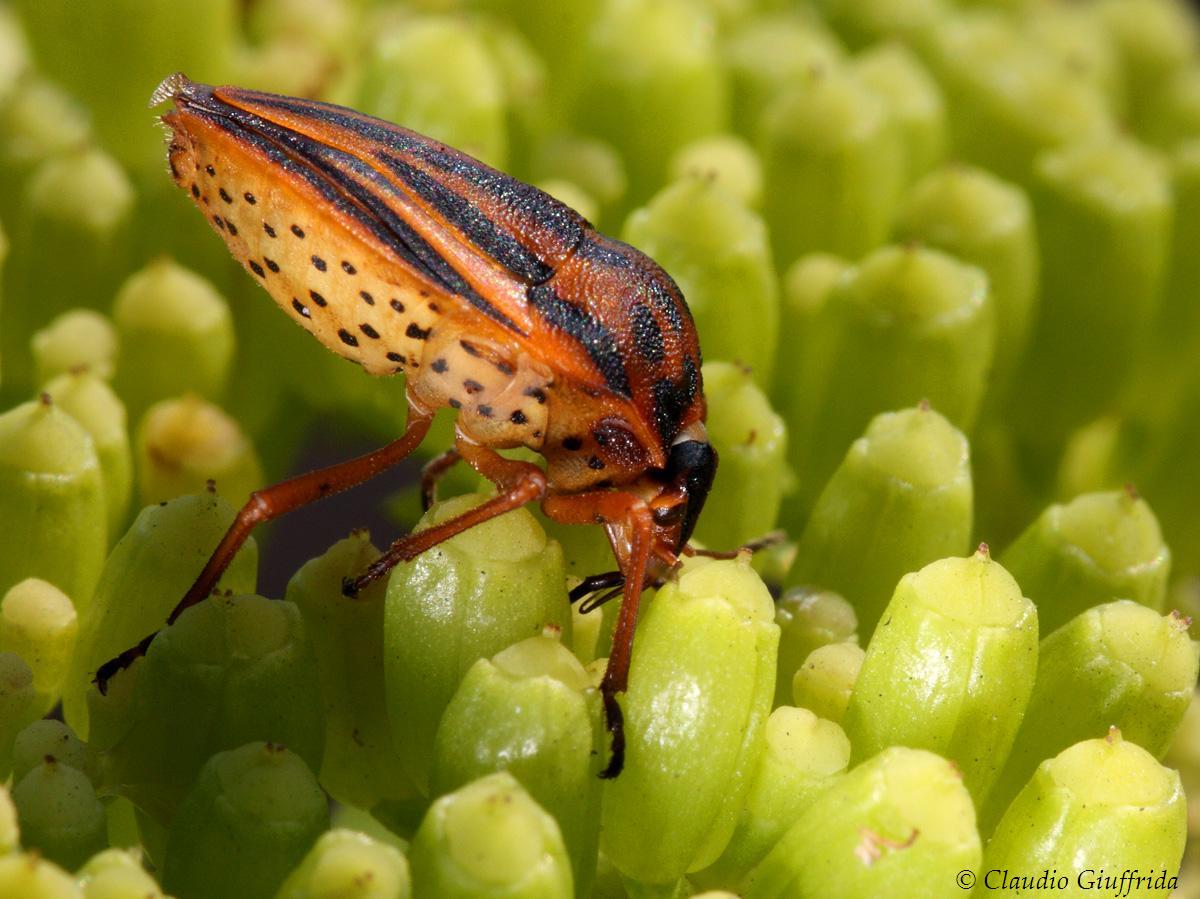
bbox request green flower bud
[854,43,947,186]
[843,549,1038,806]
[1097,0,1196,132]
[1001,489,1170,637]
[135,394,263,509]
[775,253,848,408]
[572,0,728,206]
[3,147,134,392]
[77,848,165,899]
[471,0,599,111]
[162,742,329,899]
[692,363,787,550]
[0,397,106,607]
[773,587,858,709]
[782,247,992,519]
[432,632,603,897]
[357,17,507,169]
[0,578,77,714]
[814,0,944,49]
[0,652,39,780]
[760,67,904,265]
[284,532,414,809]
[112,258,236,423]
[64,492,258,736]
[275,829,412,899]
[668,135,763,209]
[724,12,844,136]
[622,176,778,387]
[984,602,1199,833]
[43,371,132,538]
[0,77,89,224]
[1013,138,1170,444]
[744,747,980,899]
[530,135,627,219]
[97,593,324,826]
[693,707,851,890]
[791,642,864,724]
[31,309,119,386]
[788,406,974,636]
[385,493,570,794]
[11,0,236,173]
[12,757,106,871]
[0,783,16,854]
[0,852,82,898]
[1025,4,1125,116]
[921,13,1113,184]
[980,731,1186,894]
[893,165,1038,393]
[245,0,357,56]
[12,720,89,784]
[601,556,779,885]
[410,771,573,899]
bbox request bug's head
[650,424,718,555]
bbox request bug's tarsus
[598,691,626,779]
[94,631,157,694]
[569,570,625,605]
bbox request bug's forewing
[187,82,597,338]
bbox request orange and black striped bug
[98,73,719,778]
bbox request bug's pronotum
[98,73,718,778]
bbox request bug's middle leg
[345,438,547,595]
[420,448,461,510]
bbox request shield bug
[99,73,718,778]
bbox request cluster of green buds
[2,0,1200,896]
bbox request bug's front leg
[543,491,654,779]
[94,405,434,691]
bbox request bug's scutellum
[98,74,719,778]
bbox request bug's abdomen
[408,329,552,449]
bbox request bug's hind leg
[94,405,435,692]
[543,491,654,779]
[344,438,547,595]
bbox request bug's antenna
[682,529,787,560]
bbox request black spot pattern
[310,290,327,307]
[359,290,374,305]
[264,223,277,238]
[406,323,431,340]
[312,255,327,272]
[248,260,265,277]
[360,323,379,339]
[291,224,305,238]
[292,298,310,318]
[431,358,449,373]
[338,328,358,347]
